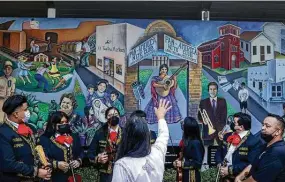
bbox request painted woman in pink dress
[144,64,182,124]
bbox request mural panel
[0,18,285,150]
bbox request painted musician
[144,64,182,124]
[235,114,285,182]
[0,95,51,181]
[40,111,84,182]
[173,117,205,182]
[198,82,227,145]
[88,107,122,182]
[217,113,262,182]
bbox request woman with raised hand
[112,99,172,182]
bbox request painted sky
[0,17,265,46]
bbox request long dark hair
[183,117,205,153]
[43,111,69,138]
[116,115,151,161]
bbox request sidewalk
[234,77,284,116]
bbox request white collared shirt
[225,130,249,165]
[109,126,119,133]
[112,119,169,182]
[7,118,19,129]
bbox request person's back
[112,99,170,182]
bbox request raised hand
[154,99,172,121]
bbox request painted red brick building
[198,23,244,70]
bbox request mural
[0,18,285,149]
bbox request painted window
[246,43,249,52]
[267,46,271,54]
[253,81,255,88]
[281,29,285,54]
[241,41,244,48]
[272,85,282,97]
[253,46,257,55]
[214,55,219,63]
[221,42,225,51]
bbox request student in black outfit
[0,95,51,181]
[173,117,205,182]
[40,111,84,182]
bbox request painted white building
[96,23,144,83]
[240,31,274,64]
[262,22,285,55]
[247,59,285,102]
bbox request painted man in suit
[198,82,227,144]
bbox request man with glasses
[88,107,122,182]
[235,113,285,182]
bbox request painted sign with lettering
[164,34,198,63]
[128,34,158,67]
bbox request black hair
[105,107,120,119]
[110,91,119,97]
[208,82,218,91]
[2,95,27,115]
[159,64,168,74]
[87,84,95,89]
[241,82,246,86]
[95,79,108,92]
[116,115,151,161]
[267,113,285,132]
[43,111,69,138]
[233,112,251,130]
[130,110,147,118]
[182,117,205,155]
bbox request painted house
[262,22,285,55]
[96,23,144,83]
[240,31,274,64]
[247,59,285,102]
[198,22,244,70]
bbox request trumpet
[198,108,216,135]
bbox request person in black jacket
[88,107,122,182]
[40,111,84,182]
[219,112,263,182]
[173,117,205,182]
[0,95,51,182]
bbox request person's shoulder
[217,97,226,101]
[200,97,209,104]
[0,123,15,139]
[246,133,262,146]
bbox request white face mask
[23,110,31,123]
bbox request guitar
[155,62,188,97]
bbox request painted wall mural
[0,18,285,148]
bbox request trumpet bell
[208,127,216,135]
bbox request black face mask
[108,116,120,126]
[261,130,278,143]
[57,124,71,134]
